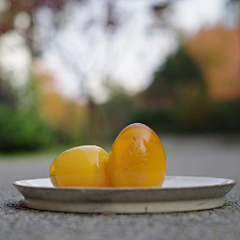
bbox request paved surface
[0,134,240,240]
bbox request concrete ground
[0,134,240,240]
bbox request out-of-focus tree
[187,26,240,102]
[0,0,62,109]
[131,45,210,132]
[32,0,172,143]
[0,0,83,101]
[0,0,82,55]
[131,22,240,133]
[135,46,206,109]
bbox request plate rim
[12,175,238,191]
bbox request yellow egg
[49,145,110,187]
[107,123,166,187]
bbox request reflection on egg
[49,145,110,187]
[107,123,166,187]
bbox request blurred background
[0,0,239,154]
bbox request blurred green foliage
[156,46,205,91]
[130,100,240,133]
[127,46,240,134]
[0,104,54,153]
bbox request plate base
[25,197,225,213]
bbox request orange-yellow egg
[107,123,166,187]
[49,145,110,187]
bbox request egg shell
[107,123,166,187]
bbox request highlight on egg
[107,123,166,187]
[49,145,110,187]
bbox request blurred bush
[210,100,240,132]
[126,45,240,134]
[0,104,54,153]
[129,100,240,134]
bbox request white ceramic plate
[13,176,237,213]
